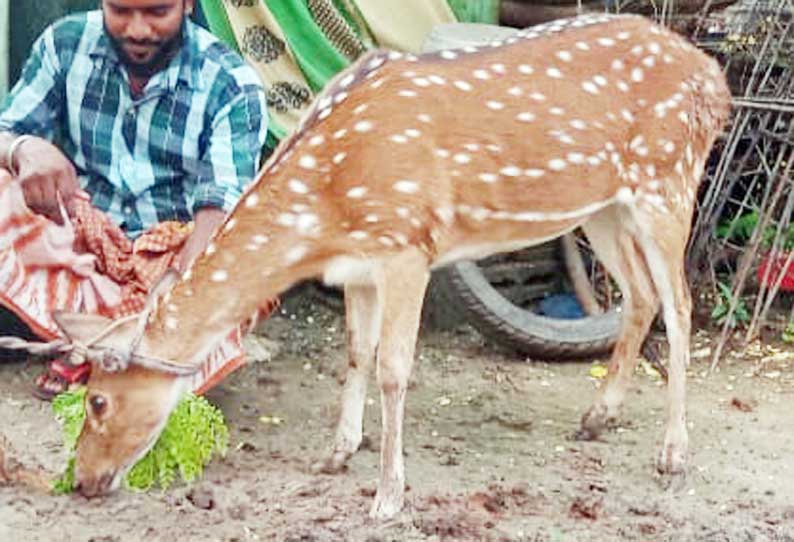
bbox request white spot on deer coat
[308,135,324,146]
[354,120,374,132]
[556,51,573,62]
[487,101,505,110]
[548,159,567,171]
[285,245,308,264]
[454,153,471,164]
[518,64,533,74]
[296,214,319,234]
[394,180,419,193]
[582,81,599,95]
[333,129,347,139]
[525,168,545,178]
[454,80,472,91]
[245,194,259,207]
[517,112,536,122]
[211,270,228,282]
[440,50,457,60]
[333,152,347,164]
[398,90,417,98]
[347,187,367,198]
[473,69,490,80]
[339,73,355,87]
[546,67,563,78]
[390,134,408,144]
[289,179,309,194]
[631,68,644,82]
[299,155,317,170]
[500,166,521,177]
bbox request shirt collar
[89,17,202,92]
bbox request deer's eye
[89,395,108,417]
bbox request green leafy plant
[716,211,759,244]
[711,281,750,327]
[717,211,794,251]
[52,388,228,494]
[782,322,794,344]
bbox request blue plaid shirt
[0,11,268,238]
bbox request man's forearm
[175,207,227,272]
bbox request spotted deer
[56,14,730,518]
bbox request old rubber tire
[433,246,621,360]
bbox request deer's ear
[52,312,114,343]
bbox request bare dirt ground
[2,287,794,542]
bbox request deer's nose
[76,471,115,498]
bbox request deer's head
[54,312,184,498]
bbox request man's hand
[12,136,80,224]
[174,207,227,273]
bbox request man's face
[102,0,194,77]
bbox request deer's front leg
[313,283,381,474]
[370,251,429,519]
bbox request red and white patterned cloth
[0,171,273,394]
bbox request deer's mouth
[75,468,120,498]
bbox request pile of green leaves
[52,388,228,494]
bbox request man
[0,0,268,399]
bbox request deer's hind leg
[313,282,382,474]
[578,206,660,440]
[370,248,430,519]
[631,202,694,476]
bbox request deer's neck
[146,226,322,364]
[145,158,341,363]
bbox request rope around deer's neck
[0,314,199,376]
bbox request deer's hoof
[577,404,611,440]
[369,491,404,520]
[655,442,687,477]
[310,451,351,475]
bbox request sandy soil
[2,288,794,542]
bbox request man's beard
[105,18,185,79]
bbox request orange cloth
[0,172,275,394]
